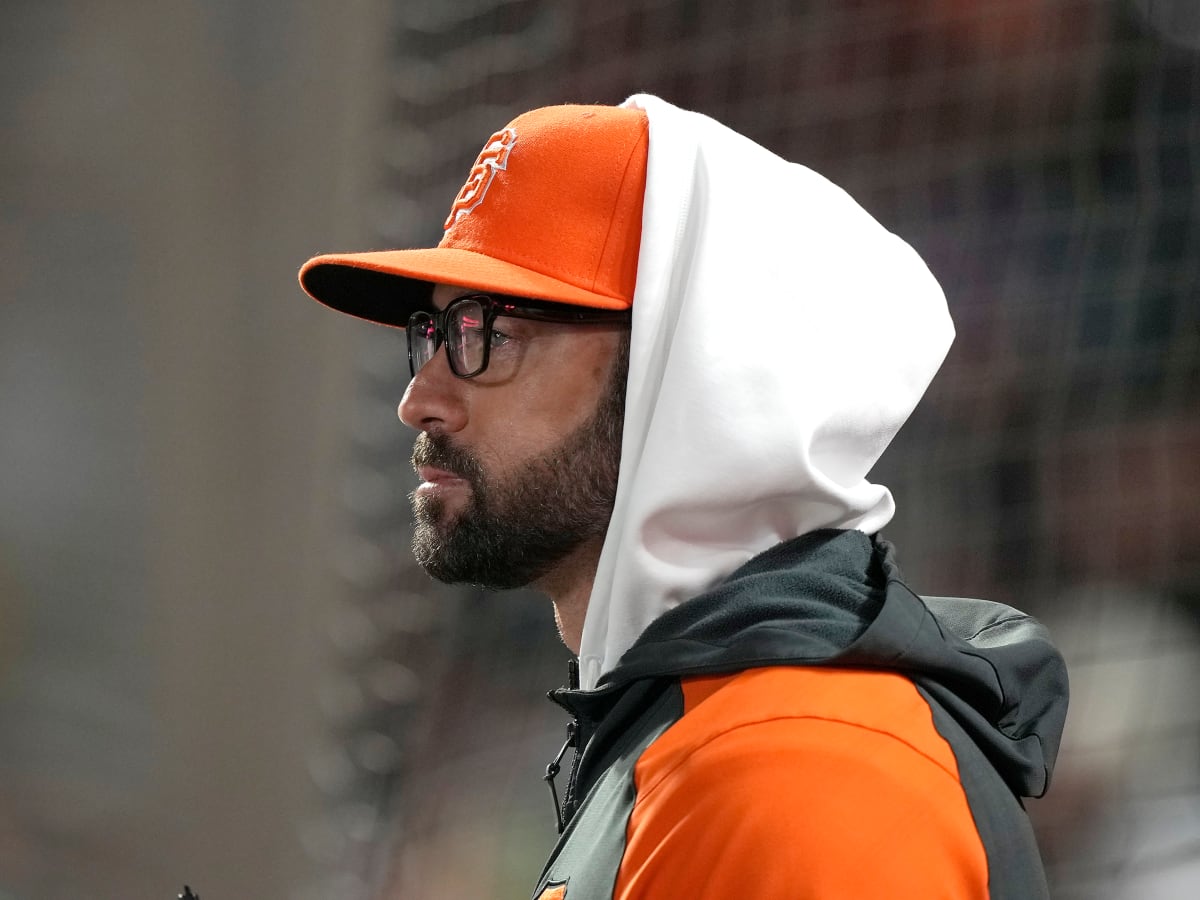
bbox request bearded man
[300,98,1067,900]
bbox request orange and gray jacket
[534,530,1068,899]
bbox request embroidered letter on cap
[443,127,518,229]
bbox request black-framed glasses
[407,293,631,379]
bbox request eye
[489,326,513,348]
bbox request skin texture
[398,282,628,652]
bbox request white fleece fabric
[576,95,955,690]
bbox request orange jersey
[619,668,987,898]
[535,531,1066,899]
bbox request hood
[572,530,1067,799]
[578,95,955,689]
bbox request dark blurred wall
[0,1,389,897]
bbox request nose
[397,348,468,434]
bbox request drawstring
[546,658,582,834]
[545,720,578,834]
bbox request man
[300,97,1068,899]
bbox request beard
[409,336,628,590]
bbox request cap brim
[299,247,631,328]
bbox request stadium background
[1,0,1196,897]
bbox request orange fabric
[614,668,988,899]
[299,104,648,313]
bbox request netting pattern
[312,1,1200,897]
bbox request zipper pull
[545,719,578,834]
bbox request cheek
[479,373,603,464]
[525,332,616,408]
[513,369,602,435]
[466,329,622,465]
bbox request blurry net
[309,1,1200,897]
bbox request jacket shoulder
[614,666,989,899]
[675,666,964,783]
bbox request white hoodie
[577,95,955,690]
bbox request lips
[414,466,473,510]
[412,435,481,502]
[416,465,468,487]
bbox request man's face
[398,283,630,590]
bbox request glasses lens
[447,298,487,377]
[408,313,438,375]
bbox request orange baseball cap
[299,104,649,327]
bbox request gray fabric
[918,684,1050,899]
[532,684,681,900]
[605,530,1068,800]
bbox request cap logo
[443,127,518,230]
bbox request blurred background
[1,0,1197,897]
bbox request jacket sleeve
[612,673,990,899]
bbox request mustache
[412,432,484,482]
